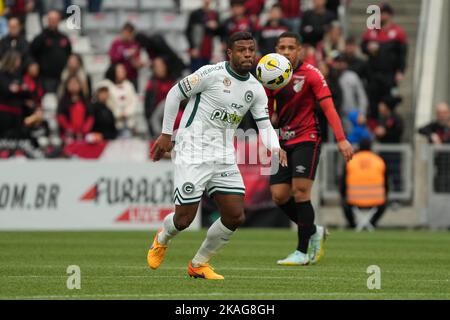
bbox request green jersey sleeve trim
[178,82,189,99]
[185,93,201,128]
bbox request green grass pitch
[0,229,449,300]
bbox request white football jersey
[174,61,269,164]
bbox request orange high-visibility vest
[346,151,386,207]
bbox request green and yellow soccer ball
[256,53,293,90]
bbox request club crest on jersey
[293,77,305,93]
[182,182,195,195]
[244,90,254,103]
[223,77,231,87]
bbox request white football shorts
[173,162,245,205]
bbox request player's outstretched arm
[320,98,354,162]
[151,85,185,162]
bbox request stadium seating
[117,12,153,31]
[139,0,176,11]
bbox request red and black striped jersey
[266,62,332,146]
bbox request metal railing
[426,145,450,228]
[319,143,413,202]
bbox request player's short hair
[122,22,135,33]
[227,31,255,50]
[277,32,302,46]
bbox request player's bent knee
[292,188,311,202]
[222,210,245,230]
[271,193,291,206]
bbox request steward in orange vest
[340,139,388,228]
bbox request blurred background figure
[361,3,408,121]
[346,110,372,145]
[56,75,93,143]
[418,102,450,144]
[300,0,336,47]
[89,82,117,142]
[30,10,71,93]
[418,102,450,193]
[332,53,368,122]
[58,53,91,100]
[0,50,27,139]
[3,0,33,30]
[342,36,369,88]
[374,95,404,144]
[375,95,404,193]
[0,16,29,64]
[144,56,174,139]
[318,20,345,63]
[104,63,138,138]
[88,0,102,13]
[108,22,142,90]
[185,0,219,72]
[258,3,290,56]
[22,59,49,147]
[340,138,388,229]
[278,0,302,32]
[220,0,258,56]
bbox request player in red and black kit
[267,32,354,266]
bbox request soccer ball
[256,53,293,90]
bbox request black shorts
[270,141,322,185]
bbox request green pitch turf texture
[0,229,449,300]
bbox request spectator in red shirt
[57,75,93,142]
[0,50,29,139]
[244,0,265,27]
[4,0,33,29]
[220,0,259,57]
[258,4,290,56]
[278,0,302,31]
[22,60,44,109]
[108,22,143,90]
[361,3,408,120]
[144,57,175,138]
[185,0,219,72]
[22,60,50,147]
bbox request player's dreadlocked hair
[227,31,255,49]
[277,31,302,45]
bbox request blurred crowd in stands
[0,0,449,160]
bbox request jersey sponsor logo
[182,182,195,195]
[231,103,244,109]
[199,65,223,77]
[244,90,254,103]
[220,171,240,177]
[211,109,242,125]
[296,165,306,174]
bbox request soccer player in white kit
[147,32,287,280]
